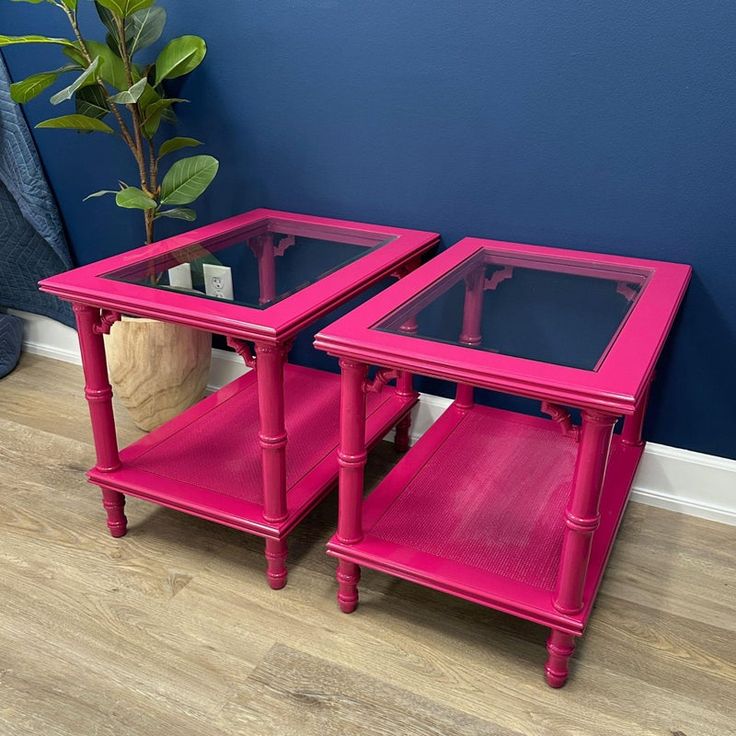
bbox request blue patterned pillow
[0,313,23,379]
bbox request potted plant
[2,0,219,430]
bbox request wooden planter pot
[105,317,211,431]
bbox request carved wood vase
[105,317,211,431]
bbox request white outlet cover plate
[167,263,193,290]
[202,263,234,300]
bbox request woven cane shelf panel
[368,407,579,591]
[126,365,388,504]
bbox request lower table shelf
[89,364,414,539]
[327,401,643,635]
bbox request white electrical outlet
[167,263,193,290]
[203,263,234,300]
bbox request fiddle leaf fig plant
[3,0,219,245]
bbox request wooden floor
[1,353,734,736]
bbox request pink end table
[39,209,438,588]
[314,237,690,687]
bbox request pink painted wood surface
[392,413,412,453]
[254,342,289,523]
[254,233,277,305]
[335,358,368,612]
[47,210,433,588]
[621,379,651,447]
[326,401,643,637]
[73,302,127,538]
[315,238,691,415]
[265,537,288,591]
[73,303,121,473]
[553,411,616,616]
[336,360,368,545]
[545,630,576,688]
[88,365,415,539]
[39,209,439,344]
[455,264,485,408]
[319,238,688,686]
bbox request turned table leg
[255,341,289,589]
[336,358,368,613]
[73,303,127,538]
[545,630,576,688]
[621,379,652,447]
[394,319,418,453]
[255,234,276,306]
[393,412,412,453]
[548,409,616,686]
[455,265,484,408]
[264,537,288,591]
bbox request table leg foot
[544,630,575,688]
[265,538,288,590]
[101,489,127,538]
[394,413,412,453]
[336,560,360,613]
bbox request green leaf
[115,187,157,209]
[66,40,134,91]
[36,114,114,133]
[9,1,47,4]
[11,72,57,104]
[0,35,75,49]
[90,40,135,90]
[97,3,163,55]
[75,85,109,119]
[160,106,177,123]
[154,36,206,85]
[108,76,147,104]
[137,81,159,110]
[141,97,186,138]
[10,66,77,104]
[60,0,78,9]
[158,136,201,159]
[50,57,100,105]
[96,0,154,18]
[160,155,218,206]
[83,189,117,201]
[126,5,166,56]
[155,207,196,221]
[94,2,118,41]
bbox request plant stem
[60,5,136,155]
[147,138,159,193]
[115,16,155,244]
[60,3,155,246]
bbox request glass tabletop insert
[103,218,396,309]
[375,248,652,370]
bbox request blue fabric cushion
[0,313,23,378]
[0,55,73,326]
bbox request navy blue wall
[3,1,735,458]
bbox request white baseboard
[8,308,248,392]
[10,310,735,526]
[395,394,736,526]
[9,309,81,363]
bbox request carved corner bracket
[92,310,122,335]
[484,265,514,291]
[616,281,638,302]
[390,257,422,280]
[273,235,296,257]
[364,368,399,394]
[226,337,256,368]
[541,401,580,440]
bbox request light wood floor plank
[0,354,734,735]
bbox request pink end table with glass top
[314,237,690,687]
[39,209,438,589]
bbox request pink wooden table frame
[39,209,439,589]
[314,237,691,687]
